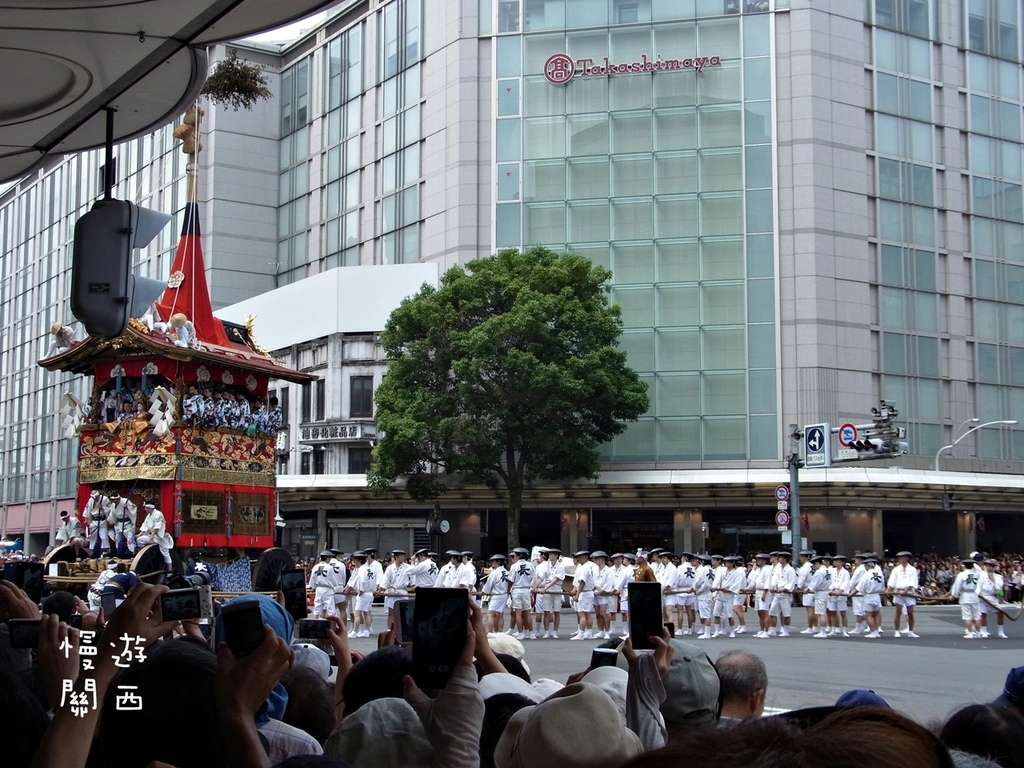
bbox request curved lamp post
[934,419,1018,472]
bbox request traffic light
[942,492,954,511]
[849,437,887,453]
[71,199,170,338]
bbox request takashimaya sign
[543,52,722,85]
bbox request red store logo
[543,52,722,85]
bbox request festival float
[38,106,315,593]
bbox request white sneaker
[697,633,710,640]
[505,628,516,635]
[780,629,790,637]
[964,631,975,639]
[767,628,777,637]
[550,632,559,639]
[674,628,684,636]
[569,632,583,640]
[849,627,863,635]
[681,628,693,635]
[894,630,902,638]
[998,631,1008,639]
[728,631,736,638]
[906,631,920,638]
[867,631,880,638]
[755,631,767,638]
[980,631,990,638]
[583,631,594,639]
[711,630,721,638]
[842,630,849,637]
[800,628,814,635]
[813,631,827,638]
[528,631,537,639]
[735,626,746,635]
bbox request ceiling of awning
[0,0,338,183]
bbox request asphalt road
[346,604,1022,725]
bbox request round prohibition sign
[838,422,859,448]
[775,510,791,527]
[543,53,575,85]
[775,485,790,502]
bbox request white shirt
[309,561,333,589]
[509,558,534,590]
[574,560,598,591]
[481,565,508,596]
[407,558,439,588]
[887,563,919,593]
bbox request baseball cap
[835,689,890,708]
[992,666,1024,708]
[660,640,721,725]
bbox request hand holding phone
[220,600,266,659]
[280,569,309,622]
[394,599,415,650]
[590,647,618,669]
[627,582,663,651]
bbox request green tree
[368,246,650,548]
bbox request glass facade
[497,9,778,462]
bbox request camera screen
[396,599,415,647]
[281,569,308,621]
[628,581,664,650]
[412,588,468,690]
[160,590,202,621]
[298,619,330,639]
[3,562,44,604]
[8,619,42,648]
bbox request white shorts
[712,598,732,618]
[769,594,792,618]
[893,595,916,607]
[756,595,771,612]
[733,594,747,607]
[851,596,865,616]
[384,595,408,611]
[960,602,981,621]
[696,594,712,619]
[826,596,847,612]
[489,594,509,614]
[576,592,594,613]
[802,594,814,607]
[541,592,562,612]
[313,588,334,615]
[511,589,532,611]
[861,593,882,612]
[333,593,347,606]
[355,593,374,613]
[813,594,828,616]
[979,600,990,615]
[679,594,695,609]
[594,596,611,607]
[606,596,619,614]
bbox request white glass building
[3,0,1024,558]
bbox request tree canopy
[367,246,650,548]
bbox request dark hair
[940,704,1024,768]
[100,638,224,768]
[341,646,412,717]
[0,666,50,768]
[621,706,953,768]
[282,665,336,745]
[480,693,535,768]
[41,590,77,623]
[476,652,530,683]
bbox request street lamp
[934,419,1018,471]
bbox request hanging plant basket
[201,49,272,111]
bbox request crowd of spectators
[2,548,1024,768]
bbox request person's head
[281,665,336,745]
[481,693,535,768]
[547,548,561,562]
[897,551,912,564]
[101,639,224,768]
[799,550,812,563]
[715,650,767,719]
[447,549,461,564]
[320,550,333,561]
[40,590,76,624]
[940,704,1024,768]
[593,551,608,566]
[462,550,474,563]
[575,550,590,563]
[755,554,769,567]
[341,646,413,717]
[992,666,1024,717]
[391,549,406,564]
[490,555,507,568]
[661,640,721,737]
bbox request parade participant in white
[719,557,746,637]
[508,548,535,640]
[795,550,816,635]
[352,551,382,637]
[854,556,885,638]
[808,555,832,638]
[84,490,113,558]
[733,557,752,634]
[540,548,565,638]
[827,555,851,637]
[106,492,138,556]
[570,551,598,640]
[847,553,869,634]
[309,551,336,620]
[481,554,510,633]
[886,551,920,637]
[951,557,984,638]
[709,555,731,638]
[135,503,174,569]
[406,549,439,589]
[693,554,715,639]
[87,559,120,610]
[615,552,637,636]
[379,550,410,628]
[751,553,773,638]
[328,549,348,620]
[605,552,626,636]
[592,551,613,639]
[54,510,86,558]
[979,558,1008,639]
[456,551,479,603]
[656,551,678,627]
[671,553,697,635]
[767,552,796,638]
[437,551,462,588]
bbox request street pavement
[345,604,1022,725]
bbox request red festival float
[38,107,314,588]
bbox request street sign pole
[787,424,802,561]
